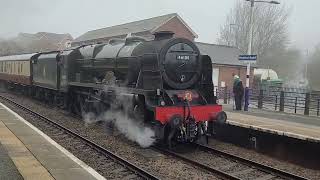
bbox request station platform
[0,102,105,180]
[223,104,320,143]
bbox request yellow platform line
[0,120,54,179]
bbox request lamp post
[244,0,280,111]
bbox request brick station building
[72,13,253,90]
[196,42,254,90]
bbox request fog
[1,0,320,50]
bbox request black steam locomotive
[0,31,226,146]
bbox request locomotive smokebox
[154,31,174,41]
[159,37,202,89]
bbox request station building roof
[196,42,255,67]
[73,13,198,44]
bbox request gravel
[207,138,320,180]
[0,92,220,180]
[184,149,276,179]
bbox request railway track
[0,95,159,180]
[154,143,309,180]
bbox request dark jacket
[233,79,244,97]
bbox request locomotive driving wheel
[132,95,145,122]
[79,96,91,115]
[133,104,145,122]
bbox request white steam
[105,111,155,148]
[83,87,155,148]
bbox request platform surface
[0,142,23,179]
[223,104,320,142]
[0,102,105,180]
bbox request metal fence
[217,86,320,117]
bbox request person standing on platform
[233,75,244,110]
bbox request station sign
[238,55,257,61]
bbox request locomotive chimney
[154,31,174,40]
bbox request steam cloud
[83,88,155,148]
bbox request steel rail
[0,95,159,180]
[153,146,241,180]
[195,143,309,180]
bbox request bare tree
[0,32,73,56]
[218,1,290,64]
[308,44,320,90]
[0,40,25,56]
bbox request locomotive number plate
[176,55,190,60]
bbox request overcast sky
[1,0,319,52]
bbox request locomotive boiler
[73,32,201,89]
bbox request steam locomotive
[0,31,226,147]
